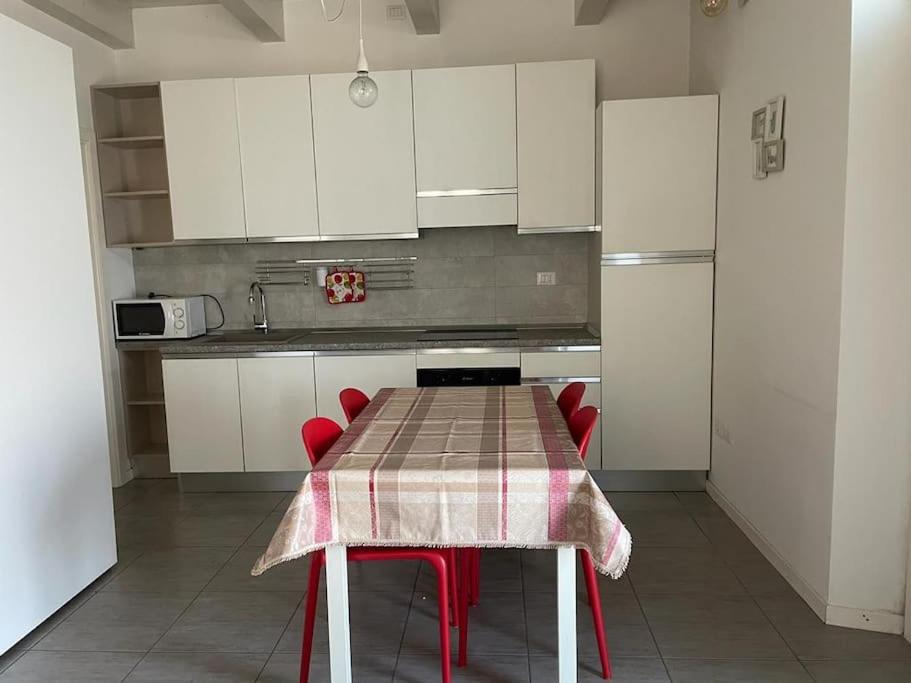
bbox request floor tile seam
[625,557,668,670]
[255,590,305,682]
[391,561,422,679]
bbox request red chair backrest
[568,406,599,462]
[557,382,586,423]
[301,417,344,466]
[339,387,370,425]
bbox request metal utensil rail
[254,256,416,290]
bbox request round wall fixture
[700,0,729,17]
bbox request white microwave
[113,297,206,340]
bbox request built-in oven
[416,348,521,387]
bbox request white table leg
[557,546,577,683]
[325,545,352,683]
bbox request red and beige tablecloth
[252,386,632,579]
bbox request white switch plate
[536,272,556,286]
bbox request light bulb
[349,71,378,108]
[700,0,728,16]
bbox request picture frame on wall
[763,139,785,172]
[751,107,767,141]
[753,140,767,179]
[764,95,785,141]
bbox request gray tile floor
[3,480,911,682]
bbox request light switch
[536,272,556,286]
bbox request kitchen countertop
[115,325,600,355]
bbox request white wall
[115,0,690,100]
[0,14,116,653]
[690,0,852,607]
[0,0,116,128]
[0,0,136,485]
[827,0,911,629]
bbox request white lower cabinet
[238,357,316,472]
[163,358,244,472]
[314,353,416,425]
[164,356,318,473]
[520,351,602,469]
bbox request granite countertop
[116,325,600,356]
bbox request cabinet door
[517,60,595,232]
[238,357,316,472]
[161,79,246,240]
[311,70,417,238]
[413,64,517,191]
[521,351,602,468]
[236,75,319,240]
[314,353,416,425]
[163,358,244,472]
[599,95,718,253]
[413,64,517,228]
[600,262,713,470]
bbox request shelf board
[130,443,169,458]
[104,190,169,200]
[127,393,165,406]
[99,135,165,149]
[93,83,160,99]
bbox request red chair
[569,406,612,680]
[339,387,370,425]
[298,417,467,683]
[557,382,586,423]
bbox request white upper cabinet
[235,76,319,240]
[598,95,718,254]
[516,60,595,233]
[412,64,518,227]
[161,79,246,240]
[311,70,417,239]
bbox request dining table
[252,385,632,683]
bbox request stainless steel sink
[204,330,305,344]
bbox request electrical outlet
[536,272,556,286]
[385,4,407,21]
[713,419,733,445]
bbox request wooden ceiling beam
[21,0,134,48]
[219,0,285,42]
[574,0,609,26]
[403,0,439,35]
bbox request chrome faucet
[248,282,269,333]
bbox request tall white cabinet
[161,79,247,240]
[235,75,319,240]
[311,70,418,239]
[598,95,718,471]
[599,95,718,253]
[413,64,518,228]
[516,60,595,233]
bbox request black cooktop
[417,327,519,342]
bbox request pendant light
[349,0,378,107]
[700,0,729,16]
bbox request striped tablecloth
[252,386,632,579]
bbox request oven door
[114,301,171,339]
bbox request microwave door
[116,302,166,337]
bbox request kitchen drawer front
[520,351,600,381]
[417,194,517,229]
[416,351,520,369]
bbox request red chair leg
[448,549,460,628]
[457,550,470,667]
[426,554,452,683]
[581,550,612,680]
[299,551,325,683]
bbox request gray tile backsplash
[131,227,590,329]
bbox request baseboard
[826,604,904,635]
[178,471,304,492]
[706,480,829,622]
[592,470,707,492]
